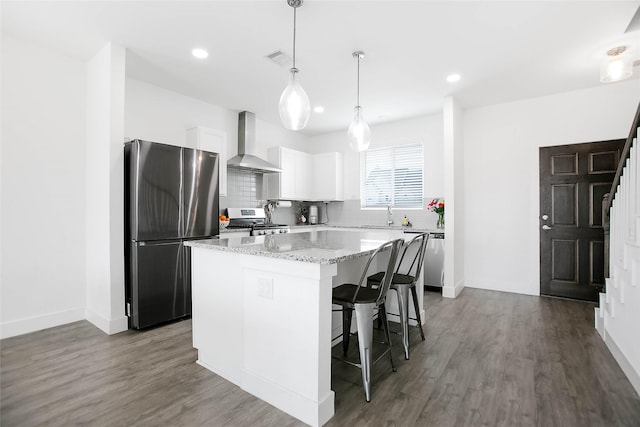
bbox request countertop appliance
[308,205,318,225]
[125,139,219,329]
[226,207,290,236]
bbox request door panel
[129,140,182,241]
[551,184,577,225]
[130,241,189,329]
[551,239,577,283]
[540,139,624,301]
[182,148,219,238]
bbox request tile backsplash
[220,169,443,229]
[225,168,264,209]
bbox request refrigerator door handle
[136,240,182,247]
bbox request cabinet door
[296,151,312,199]
[186,127,227,196]
[312,152,343,201]
[129,241,190,329]
[280,147,297,199]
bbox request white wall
[308,115,445,228]
[463,80,640,296]
[124,77,309,161]
[85,43,127,334]
[1,35,87,338]
[309,115,444,199]
[443,97,465,298]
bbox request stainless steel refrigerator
[124,139,219,329]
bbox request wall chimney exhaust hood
[227,111,282,174]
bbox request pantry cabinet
[186,126,228,196]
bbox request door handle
[542,225,552,230]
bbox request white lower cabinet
[267,146,343,201]
[187,126,228,196]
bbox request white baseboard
[442,279,464,298]
[0,307,85,339]
[242,368,335,427]
[603,329,640,396]
[85,309,128,335]
[594,308,604,337]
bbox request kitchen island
[186,229,421,426]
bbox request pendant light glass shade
[600,46,633,83]
[279,68,310,130]
[348,51,371,151]
[279,0,310,131]
[348,106,371,151]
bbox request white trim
[242,369,335,427]
[603,329,640,396]
[0,307,84,339]
[442,279,464,298]
[85,309,128,335]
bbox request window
[361,144,423,209]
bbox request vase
[437,213,444,229]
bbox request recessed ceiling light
[313,106,325,113]
[192,48,209,59]
[446,73,461,83]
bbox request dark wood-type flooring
[2,288,639,426]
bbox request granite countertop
[289,224,441,233]
[220,224,443,234]
[187,229,418,264]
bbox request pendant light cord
[356,54,360,107]
[292,5,297,69]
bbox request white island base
[188,229,425,426]
[191,248,337,426]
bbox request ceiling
[3,1,640,135]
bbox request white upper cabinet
[267,147,343,201]
[186,126,228,196]
[313,152,343,201]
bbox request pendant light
[348,51,371,151]
[600,46,633,83]
[279,0,310,131]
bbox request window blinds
[361,144,423,208]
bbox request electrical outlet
[258,277,274,299]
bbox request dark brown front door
[540,139,624,301]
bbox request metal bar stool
[367,232,429,360]
[332,238,404,402]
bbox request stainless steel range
[226,207,290,236]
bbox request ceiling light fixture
[347,51,371,152]
[314,106,325,113]
[191,48,209,59]
[446,73,461,83]
[279,0,310,131]
[600,46,633,83]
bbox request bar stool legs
[352,302,395,402]
[393,284,426,360]
[342,309,353,356]
[410,286,426,341]
[354,303,374,401]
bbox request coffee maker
[308,205,318,225]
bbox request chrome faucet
[387,204,394,226]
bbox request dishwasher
[424,232,444,289]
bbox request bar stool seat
[368,272,413,286]
[332,285,379,303]
[332,238,404,402]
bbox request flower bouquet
[427,199,445,228]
